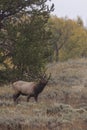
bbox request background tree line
[0,0,87,83]
[48,16,87,62]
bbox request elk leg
[27,95,32,102]
[34,95,38,102]
[27,95,30,102]
[13,93,20,104]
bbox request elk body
[13,74,51,104]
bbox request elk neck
[34,80,48,94]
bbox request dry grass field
[0,58,87,130]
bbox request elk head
[39,72,51,85]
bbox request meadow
[0,58,87,130]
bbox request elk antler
[47,73,51,81]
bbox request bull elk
[12,73,51,104]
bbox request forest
[0,0,87,83]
